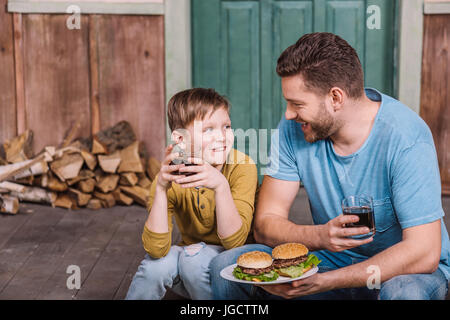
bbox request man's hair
[167,88,230,131]
[276,32,364,99]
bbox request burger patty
[272,255,307,268]
[238,265,274,276]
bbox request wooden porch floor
[0,189,449,300]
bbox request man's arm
[261,219,442,299]
[253,175,323,250]
[254,175,377,251]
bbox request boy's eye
[204,127,213,132]
[225,125,231,129]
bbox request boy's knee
[136,253,178,281]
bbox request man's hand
[257,272,333,299]
[175,157,228,191]
[319,214,373,252]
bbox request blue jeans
[126,242,224,300]
[210,244,449,300]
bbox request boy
[125,88,258,300]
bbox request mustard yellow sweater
[142,149,258,258]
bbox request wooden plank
[420,14,450,195]
[75,206,147,299]
[35,205,128,299]
[89,15,101,135]
[0,203,65,295]
[112,247,146,300]
[13,13,26,135]
[0,0,17,143]
[95,15,166,160]
[0,205,95,299]
[22,14,91,154]
[8,1,165,15]
[0,204,34,251]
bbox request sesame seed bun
[272,243,309,260]
[236,251,273,269]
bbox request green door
[192,0,398,176]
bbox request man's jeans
[126,243,224,300]
[210,244,449,300]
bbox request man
[209,32,450,300]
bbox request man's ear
[329,87,345,111]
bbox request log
[78,178,96,194]
[54,193,77,209]
[81,150,97,171]
[98,151,121,173]
[119,172,138,186]
[147,157,161,181]
[96,174,119,193]
[92,121,136,155]
[137,172,152,188]
[87,198,102,210]
[68,188,92,207]
[3,130,33,163]
[0,181,26,193]
[0,195,19,214]
[45,172,68,192]
[50,153,84,181]
[118,141,144,173]
[112,188,134,206]
[0,157,49,182]
[9,185,57,205]
[59,120,81,148]
[120,185,149,207]
[93,191,116,208]
[67,169,95,186]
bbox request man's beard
[304,103,339,143]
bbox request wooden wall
[420,14,450,195]
[0,1,166,160]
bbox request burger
[233,251,279,282]
[272,243,321,278]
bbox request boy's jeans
[210,244,449,300]
[126,243,224,300]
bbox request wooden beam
[89,15,101,135]
[12,12,26,135]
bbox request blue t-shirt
[266,88,450,281]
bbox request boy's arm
[142,175,175,258]
[216,163,258,249]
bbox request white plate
[220,264,319,285]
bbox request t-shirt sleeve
[390,142,445,229]
[141,175,176,258]
[264,118,301,181]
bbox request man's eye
[225,125,232,130]
[204,127,213,132]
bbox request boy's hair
[276,32,364,99]
[167,88,230,131]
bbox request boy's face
[185,106,234,168]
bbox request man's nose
[285,107,297,120]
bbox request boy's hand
[157,144,186,190]
[175,157,227,191]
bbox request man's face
[281,75,339,143]
[185,106,234,167]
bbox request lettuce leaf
[233,267,279,282]
[276,254,322,278]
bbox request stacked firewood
[0,121,161,214]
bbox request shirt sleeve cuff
[142,225,171,258]
[218,223,248,249]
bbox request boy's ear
[171,128,191,144]
[171,130,184,144]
